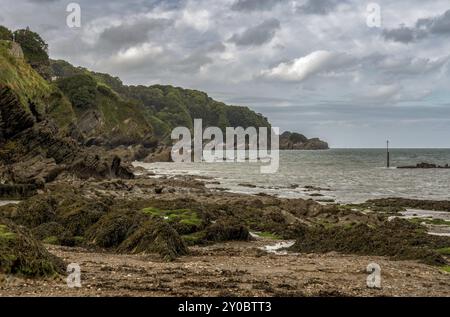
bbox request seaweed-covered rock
[32,222,64,242]
[11,195,57,228]
[56,200,108,237]
[0,218,64,276]
[363,198,450,213]
[204,220,250,242]
[118,219,188,261]
[290,218,449,265]
[86,210,144,249]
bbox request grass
[436,247,450,256]
[0,40,51,110]
[0,224,16,241]
[409,218,450,226]
[143,207,202,226]
[441,266,450,273]
[42,236,59,245]
[181,231,206,246]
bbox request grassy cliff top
[0,40,51,111]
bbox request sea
[135,149,450,204]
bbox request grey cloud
[382,26,416,43]
[416,9,450,34]
[98,18,173,51]
[175,54,213,72]
[377,55,450,76]
[229,18,280,46]
[231,0,282,12]
[383,9,450,43]
[297,0,345,15]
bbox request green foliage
[51,59,84,78]
[0,25,13,41]
[42,236,59,245]
[45,86,77,129]
[57,74,97,109]
[142,207,202,226]
[409,218,450,226]
[441,266,450,273]
[126,84,271,136]
[13,28,51,80]
[437,247,450,255]
[289,132,308,144]
[0,224,16,240]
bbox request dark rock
[0,85,134,192]
[204,220,250,242]
[398,162,450,169]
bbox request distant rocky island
[279,131,329,150]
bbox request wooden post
[386,140,390,168]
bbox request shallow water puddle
[260,241,295,255]
[0,200,21,207]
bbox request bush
[57,74,97,109]
[0,25,13,41]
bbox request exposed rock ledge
[398,162,450,169]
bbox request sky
[1,0,450,148]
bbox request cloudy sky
[1,0,450,148]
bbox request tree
[0,25,13,41]
[13,28,51,80]
[57,74,98,109]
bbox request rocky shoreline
[1,168,449,297]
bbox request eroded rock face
[0,85,134,195]
[0,85,35,142]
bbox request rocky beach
[0,24,449,298]
[1,169,450,297]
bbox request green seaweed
[143,207,202,226]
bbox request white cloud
[176,8,211,32]
[261,50,353,81]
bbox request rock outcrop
[0,84,133,197]
[398,162,450,169]
[279,131,329,150]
